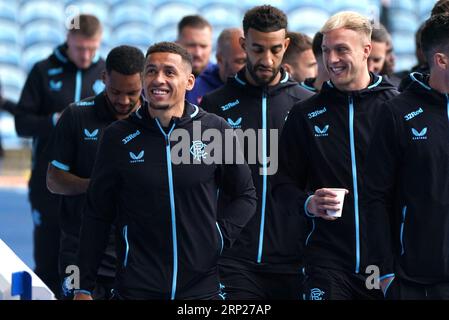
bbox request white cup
[326,188,347,217]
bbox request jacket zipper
[216,222,224,255]
[123,225,129,267]
[348,95,361,273]
[155,119,178,300]
[257,90,268,263]
[400,206,407,255]
[74,70,82,102]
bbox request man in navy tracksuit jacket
[74,42,256,300]
[14,14,104,296]
[273,12,398,300]
[46,45,145,299]
[363,13,449,299]
[201,5,313,299]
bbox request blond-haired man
[273,11,398,300]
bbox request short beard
[246,59,279,86]
[149,103,170,110]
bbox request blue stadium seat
[394,53,416,73]
[287,6,329,35]
[332,0,374,16]
[390,0,416,13]
[240,0,286,12]
[22,43,56,72]
[153,24,178,43]
[418,1,435,22]
[64,1,110,25]
[0,44,21,66]
[101,26,112,49]
[389,10,418,33]
[199,2,242,27]
[113,23,153,50]
[392,32,415,55]
[111,2,153,28]
[0,1,18,22]
[0,64,26,102]
[108,0,152,6]
[152,1,198,29]
[19,1,64,25]
[0,20,20,45]
[284,0,328,12]
[23,21,64,49]
[99,45,111,61]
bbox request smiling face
[322,28,371,91]
[143,52,195,111]
[242,28,290,86]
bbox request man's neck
[429,71,449,94]
[336,70,371,92]
[148,103,184,128]
[314,74,328,91]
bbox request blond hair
[321,11,372,41]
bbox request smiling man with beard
[201,5,313,299]
[46,45,144,299]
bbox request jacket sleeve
[77,128,120,294]
[48,106,75,171]
[271,105,313,217]
[216,121,257,248]
[362,102,400,279]
[15,64,55,138]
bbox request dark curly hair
[106,45,145,75]
[145,41,193,68]
[242,5,288,36]
[421,13,449,67]
[431,0,449,16]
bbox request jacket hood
[321,73,398,98]
[300,78,318,92]
[51,43,102,69]
[128,99,206,131]
[230,67,301,97]
[405,72,448,104]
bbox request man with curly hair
[201,5,313,299]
